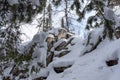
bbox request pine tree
[52,0,85,32]
[0,0,47,55]
[37,0,53,32]
[52,0,76,31]
[72,0,118,39]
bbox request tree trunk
[65,0,69,31]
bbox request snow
[48,37,84,68]
[48,28,67,36]
[81,27,104,55]
[115,17,120,28]
[109,65,120,80]
[1,0,120,80]
[29,0,40,6]
[104,6,120,29]
[32,32,47,44]
[46,37,120,80]
[40,47,47,67]
[7,0,19,5]
[2,28,120,80]
[47,34,54,38]
[53,39,67,49]
[104,7,115,21]
[31,32,48,67]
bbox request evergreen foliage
[0,0,47,56]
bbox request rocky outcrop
[46,52,54,66]
[81,28,104,55]
[55,50,71,57]
[106,58,119,67]
[54,65,72,73]
[45,28,75,67]
[0,28,75,80]
[33,76,47,80]
[54,39,68,51]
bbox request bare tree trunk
[61,17,64,28]
[43,4,46,31]
[48,4,52,29]
[65,0,69,31]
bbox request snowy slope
[50,37,84,67]
[1,28,120,80]
[47,38,120,80]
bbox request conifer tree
[37,0,53,32]
[0,0,47,55]
[71,0,118,39]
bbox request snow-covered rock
[54,39,68,51]
[104,7,115,21]
[47,37,120,80]
[81,27,104,55]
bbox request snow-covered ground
[46,38,120,80]
[2,27,120,80]
[19,26,120,80]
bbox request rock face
[57,28,67,40]
[45,28,75,66]
[46,34,55,51]
[81,28,104,55]
[106,58,119,67]
[33,76,47,80]
[54,65,72,73]
[54,39,67,51]
[66,32,74,39]
[3,28,74,80]
[46,52,54,66]
[55,50,71,57]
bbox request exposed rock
[33,76,47,80]
[46,34,55,51]
[66,37,74,46]
[106,58,119,67]
[46,52,54,66]
[54,40,67,51]
[57,28,67,40]
[54,65,72,73]
[66,32,74,39]
[55,50,71,57]
[81,28,104,55]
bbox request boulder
[106,58,119,67]
[55,50,71,57]
[57,28,67,40]
[66,32,74,39]
[66,37,74,46]
[33,76,47,80]
[46,34,55,51]
[54,65,72,73]
[46,52,54,66]
[54,39,67,51]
